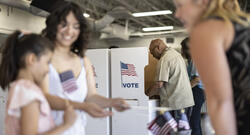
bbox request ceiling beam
[81,0,151,27]
[74,0,139,30]
[141,0,180,25]
[114,0,166,27]
[86,0,113,10]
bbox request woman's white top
[49,58,88,135]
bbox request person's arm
[40,74,112,117]
[145,81,164,97]
[146,56,169,97]
[190,76,200,88]
[20,101,75,135]
[84,57,130,111]
[190,20,236,135]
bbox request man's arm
[146,81,164,97]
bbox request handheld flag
[148,111,177,135]
[178,109,190,131]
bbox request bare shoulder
[83,56,92,65]
[192,19,231,38]
[191,19,234,50]
[199,18,232,29]
[83,56,93,70]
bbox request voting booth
[85,47,158,135]
[110,47,151,135]
[85,49,111,135]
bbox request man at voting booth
[147,39,194,119]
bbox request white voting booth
[110,47,151,135]
[85,47,157,135]
[85,49,111,135]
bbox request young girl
[0,31,77,135]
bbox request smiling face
[55,11,80,48]
[174,0,207,32]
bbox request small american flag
[148,111,177,135]
[120,61,137,76]
[59,70,78,93]
[178,110,190,130]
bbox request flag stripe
[179,120,190,129]
[158,119,177,135]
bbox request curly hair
[42,1,90,57]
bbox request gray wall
[0,4,46,34]
[89,36,186,53]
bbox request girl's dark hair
[181,37,191,61]
[42,1,90,57]
[0,31,54,90]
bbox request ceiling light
[132,10,172,17]
[83,13,90,18]
[142,26,174,32]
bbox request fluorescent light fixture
[133,10,172,17]
[142,26,174,32]
[83,13,90,18]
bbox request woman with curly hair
[41,2,129,135]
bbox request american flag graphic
[178,110,190,130]
[148,111,177,135]
[120,61,137,76]
[59,70,78,93]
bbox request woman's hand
[110,98,130,112]
[83,102,113,117]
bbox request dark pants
[190,86,205,135]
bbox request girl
[41,2,129,135]
[174,0,250,134]
[0,31,77,135]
